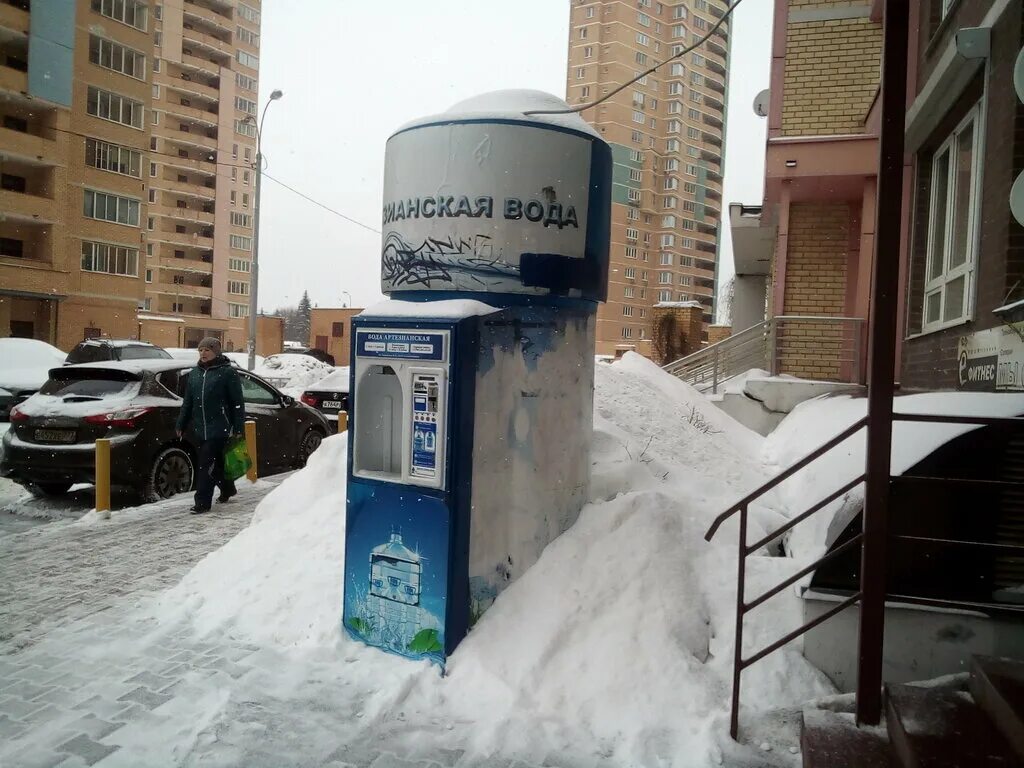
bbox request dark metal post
[857,0,909,727]
[730,504,748,739]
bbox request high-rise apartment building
[0,0,261,351]
[565,0,728,358]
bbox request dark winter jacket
[175,355,246,441]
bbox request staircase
[802,655,1024,767]
[662,315,866,393]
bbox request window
[231,212,253,227]
[661,234,676,247]
[688,127,701,139]
[649,117,657,129]
[145,268,152,282]
[690,91,703,104]
[244,148,252,162]
[666,138,680,153]
[81,241,138,276]
[146,243,153,256]
[154,4,161,19]
[691,72,704,86]
[623,305,635,317]
[673,24,686,37]
[677,293,690,302]
[679,275,692,286]
[235,119,257,138]
[683,200,696,212]
[633,90,645,107]
[238,2,260,23]
[695,0,708,10]
[627,189,641,203]
[684,182,697,193]
[689,108,702,120]
[625,246,638,259]
[583,46,593,58]
[231,168,237,182]
[671,63,685,76]
[629,150,643,163]
[625,267,637,279]
[85,138,141,178]
[143,298,152,311]
[230,190,237,205]
[663,196,677,209]
[235,96,257,115]
[673,5,688,19]
[632,110,645,124]
[658,272,672,284]
[580,86,590,98]
[87,86,144,129]
[682,219,695,230]
[89,35,146,79]
[695,16,708,30]
[229,257,251,272]
[680,256,694,267]
[692,53,706,66]
[230,234,252,251]
[148,189,156,203]
[626,227,639,240]
[664,177,679,191]
[682,238,695,249]
[636,33,650,46]
[629,168,643,182]
[636,52,648,65]
[243,170,251,185]
[668,120,681,134]
[237,27,259,46]
[921,105,981,330]
[686,164,698,176]
[622,327,633,339]
[236,50,259,70]
[0,237,23,257]
[579,26,588,39]
[586,6,595,18]
[660,253,673,265]
[236,72,258,91]
[148,216,154,230]
[627,207,639,221]
[665,158,679,171]
[229,303,249,318]
[668,100,682,113]
[83,190,140,226]
[662,215,676,227]
[228,280,250,295]
[624,286,635,298]
[577,67,586,79]
[631,130,643,144]
[659,290,672,302]
[151,111,159,126]
[153,58,161,73]
[91,0,147,31]
[638,11,651,26]
[242,193,250,208]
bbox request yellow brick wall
[779,203,850,380]
[781,16,882,136]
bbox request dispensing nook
[342,91,612,665]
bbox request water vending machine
[343,91,611,665]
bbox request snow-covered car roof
[303,367,350,394]
[0,338,68,391]
[76,338,163,348]
[62,359,193,376]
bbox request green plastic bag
[223,437,252,482]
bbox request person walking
[175,337,245,514]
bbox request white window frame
[921,103,983,333]
[88,35,146,80]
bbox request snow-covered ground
[252,353,336,397]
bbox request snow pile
[766,391,1024,562]
[305,366,350,393]
[156,352,832,765]
[252,354,335,396]
[361,299,498,320]
[165,348,266,369]
[158,435,348,648]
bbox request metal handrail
[707,412,1024,740]
[662,319,769,373]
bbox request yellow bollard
[95,438,111,519]
[244,419,258,482]
[337,411,348,434]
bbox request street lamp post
[340,290,352,308]
[245,89,283,371]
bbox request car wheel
[143,447,194,503]
[297,428,324,467]
[26,482,72,498]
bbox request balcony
[707,58,726,78]
[151,203,215,224]
[163,153,217,177]
[159,255,213,274]
[704,94,725,112]
[706,76,726,95]
[708,39,727,58]
[151,177,216,200]
[0,2,29,34]
[696,240,717,255]
[160,71,220,102]
[153,227,215,249]
[0,125,57,162]
[180,52,222,78]
[697,221,718,236]
[703,112,723,130]
[164,100,219,128]
[163,127,218,152]
[702,129,722,148]
[0,63,26,95]
[704,185,722,202]
[182,26,232,58]
[182,1,232,34]
[0,188,56,223]
[706,169,723,184]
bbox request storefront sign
[957,324,1024,391]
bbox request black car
[1,360,331,502]
[65,339,172,365]
[300,367,350,423]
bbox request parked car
[164,347,266,370]
[65,339,171,365]
[0,359,331,501]
[280,347,337,366]
[0,338,68,421]
[252,353,335,394]
[300,367,350,423]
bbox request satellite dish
[753,89,770,118]
[1011,169,1024,228]
[1015,48,1024,103]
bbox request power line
[261,173,381,235]
[526,0,745,116]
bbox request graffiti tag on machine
[381,232,521,289]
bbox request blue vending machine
[343,90,611,665]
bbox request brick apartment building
[565,0,730,358]
[309,307,362,368]
[0,0,269,353]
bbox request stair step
[971,656,1024,762]
[886,679,1020,767]
[801,708,892,768]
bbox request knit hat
[197,336,222,353]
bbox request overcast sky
[256,0,773,315]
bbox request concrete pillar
[652,303,704,365]
[733,275,769,333]
[0,296,11,338]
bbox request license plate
[322,400,342,409]
[34,429,76,444]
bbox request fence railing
[705,412,1024,740]
[662,315,866,393]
